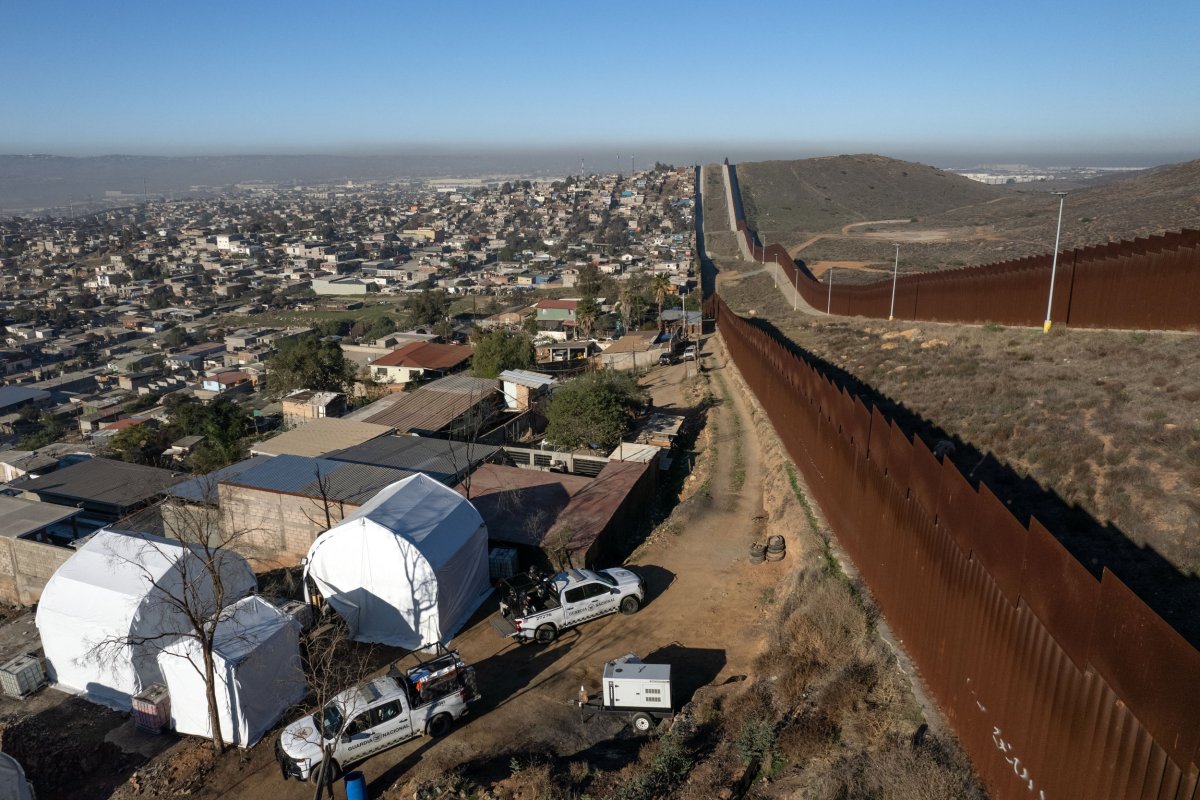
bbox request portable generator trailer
[577,653,674,732]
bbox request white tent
[303,472,491,649]
[0,754,33,800]
[158,595,306,748]
[35,529,257,710]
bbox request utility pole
[793,263,799,312]
[827,268,834,314]
[1044,192,1068,333]
[889,243,900,321]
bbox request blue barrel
[344,771,367,800]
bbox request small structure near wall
[498,369,556,411]
[281,389,346,427]
[158,596,306,748]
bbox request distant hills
[737,154,1004,234]
[734,155,1200,273]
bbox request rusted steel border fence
[725,164,1200,331]
[706,292,1200,799]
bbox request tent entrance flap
[327,594,361,638]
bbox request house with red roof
[369,341,474,385]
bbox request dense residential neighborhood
[0,166,706,798]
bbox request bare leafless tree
[89,478,260,754]
[287,616,382,799]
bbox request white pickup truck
[497,567,645,643]
[276,650,477,783]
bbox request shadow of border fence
[724,163,1200,331]
[704,290,1200,800]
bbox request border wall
[725,163,1200,331]
[706,291,1200,799]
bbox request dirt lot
[1,347,770,799]
[0,338,981,799]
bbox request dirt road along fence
[705,291,1200,799]
[724,164,1200,331]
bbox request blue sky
[3,0,1198,164]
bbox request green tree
[544,370,646,451]
[168,397,247,469]
[109,423,171,465]
[164,326,190,349]
[406,289,450,329]
[266,334,356,397]
[18,412,63,450]
[651,273,672,331]
[472,329,536,379]
[576,263,603,340]
[364,314,395,341]
[317,318,351,338]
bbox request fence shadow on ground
[743,314,1200,648]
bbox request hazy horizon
[4,0,1197,165]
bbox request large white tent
[158,595,306,747]
[303,472,490,649]
[35,529,257,710]
[0,754,33,800]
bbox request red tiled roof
[102,417,149,431]
[372,341,474,370]
[215,371,251,385]
[536,299,577,310]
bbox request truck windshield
[316,703,343,739]
[594,571,617,586]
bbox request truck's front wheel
[309,759,341,785]
[428,713,452,738]
[534,623,558,644]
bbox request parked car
[497,567,645,643]
[680,345,698,361]
[276,649,478,783]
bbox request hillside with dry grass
[738,155,1003,237]
[737,156,1200,275]
[717,266,1200,645]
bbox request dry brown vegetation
[720,267,1200,644]
[737,155,1200,271]
[391,336,984,800]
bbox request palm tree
[651,273,671,331]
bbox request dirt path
[151,344,776,799]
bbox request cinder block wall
[219,485,353,569]
[0,537,74,605]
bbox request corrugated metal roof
[221,454,410,504]
[250,418,394,458]
[326,434,499,483]
[420,374,498,395]
[498,369,557,388]
[0,386,51,411]
[0,495,80,539]
[169,455,273,503]
[18,457,184,509]
[371,341,474,369]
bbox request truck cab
[277,650,477,783]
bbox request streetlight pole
[889,243,900,321]
[1043,192,1068,333]
[826,268,834,314]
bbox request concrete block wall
[0,537,74,606]
[219,485,353,569]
